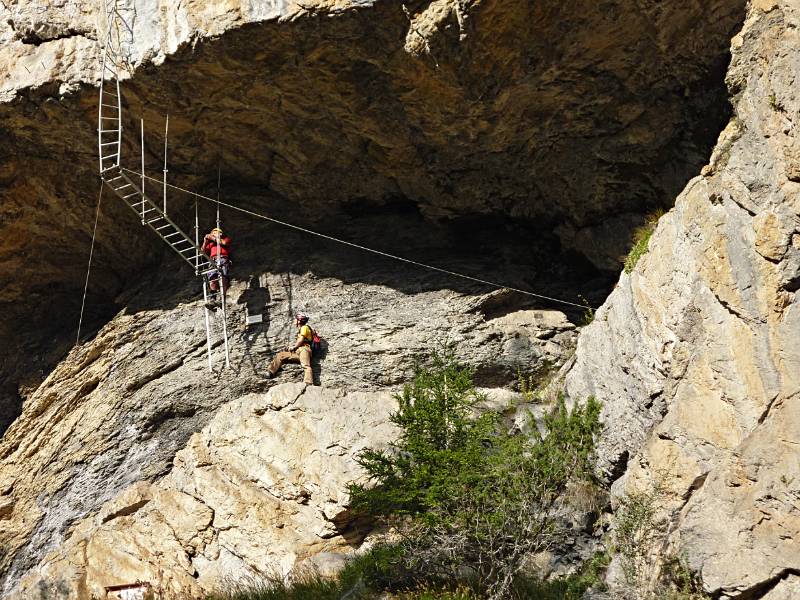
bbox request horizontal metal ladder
[102,166,213,275]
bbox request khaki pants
[269,346,313,384]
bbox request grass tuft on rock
[624,209,665,274]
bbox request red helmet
[295,312,309,324]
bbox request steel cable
[122,168,591,310]
[76,180,105,345]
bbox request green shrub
[349,351,603,599]
[612,484,662,588]
[611,483,711,600]
[205,572,341,600]
[623,210,665,274]
[348,351,497,519]
[516,360,559,404]
[338,544,411,592]
[511,551,609,600]
[578,295,595,326]
[208,550,613,600]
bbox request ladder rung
[155,225,172,231]
[164,232,182,239]
[102,152,119,159]
[130,200,147,208]
[120,191,139,199]
[100,166,119,174]
[105,174,124,182]
[99,128,118,132]
[101,104,119,109]
[114,182,133,190]
[145,218,165,225]
[173,240,193,247]
[100,141,117,146]
[100,117,118,120]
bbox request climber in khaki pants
[267,312,314,384]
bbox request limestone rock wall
[6,383,398,598]
[0,267,576,595]
[565,1,800,596]
[0,0,745,433]
[10,0,799,596]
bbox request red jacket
[202,234,231,259]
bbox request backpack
[309,328,322,354]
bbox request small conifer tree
[349,351,602,599]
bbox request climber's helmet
[295,313,309,325]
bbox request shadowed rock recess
[0,0,760,596]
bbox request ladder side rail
[98,2,122,175]
[202,280,214,371]
[97,39,113,174]
[220,276,231,369]
[109,171,212,272]
[115,76,122,168]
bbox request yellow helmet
[211,227,223,235]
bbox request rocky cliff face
[0,0,744,432]
[565,1,800,597]
[0,266,578,595]
[6,0,796,597]
[4,382,397,598]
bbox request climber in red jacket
[202,227,231,307]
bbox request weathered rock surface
[0,0,746,430]
[565,1,800,596]
[13,0,800,596]
[0,266,577,594]
[6,383,397,598]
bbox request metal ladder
[97,1,211,276]
[97,0,229,371]
[103,168,214,274]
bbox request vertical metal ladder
[98,0,229,370]
[97,0,211,276]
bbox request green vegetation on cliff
[624,209,665,274]
[348,351,602,598]
[210,352,604,600]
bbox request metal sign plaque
[105,582,152,600]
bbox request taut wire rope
[122,167,591,310]
[76,179,105,345]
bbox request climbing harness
[121,168,591,311]
[97,0,230,370]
